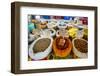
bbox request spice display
[28,15,88,60]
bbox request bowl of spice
[53,36,72,57]
[29,37,53,60]
[72,38,88,58]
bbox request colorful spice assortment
[28,15,88,60]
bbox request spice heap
[74,39,88,53]
[33,38,51,53]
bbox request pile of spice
[74,39,88,53]
[33,38,51,53]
